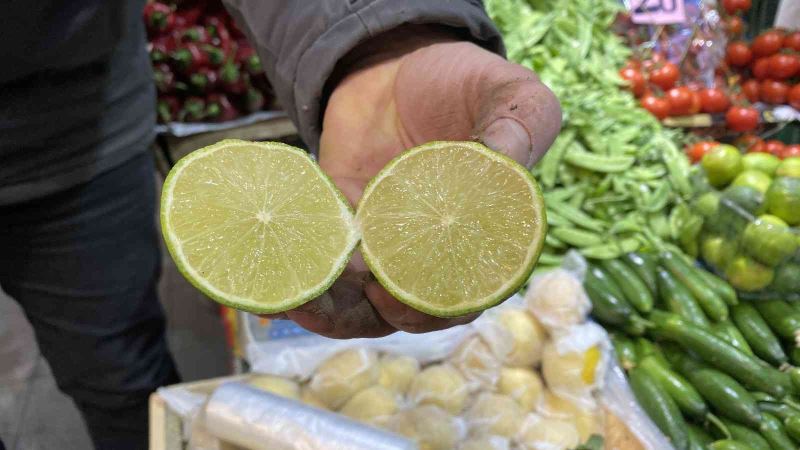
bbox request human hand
[269,25,561,338]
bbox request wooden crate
[149,375,250,450]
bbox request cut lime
[356,141,546,317]
[160,140,358,314]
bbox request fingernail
[480,118,533,167]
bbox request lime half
[356,142,546,317]
[161,140,358,314]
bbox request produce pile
[725,28,800,112]
[616,0,799,133]
[486,0,693,265]
[143,0,273,124]
[586,249,800,450]
[688,145,799,297]
[245,271,646,450]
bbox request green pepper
[710,320,755,357]
[753,300,800,344]
[670,352,761,428]
[660,251,728,322]
[687,423,714,446]
[584,265,648,333]
[621,252,657,296]
[759,412,796,450]
[638,356,708,420]
[650,311,790,398]
[610,333,637,371]
[708,440,755,450]
[599,258,653,313]
[717,418,771,450]
[731,303,788,366]
[628,367,689,450]
[693,266,738,306]
[656,267,710,327]
[784,415,800,443]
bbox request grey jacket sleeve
[222,0,504,153]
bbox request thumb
[472,62,562,167]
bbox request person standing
[0,1,559,448]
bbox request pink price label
[630,0,687,24]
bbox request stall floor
[0,173,233,450]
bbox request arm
[221,0,505,153]
[223,0,561,338]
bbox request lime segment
[161,140,358,314]
[356,142,546,317]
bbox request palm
[282,39,560,338]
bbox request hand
[269,25,561,339]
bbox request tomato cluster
[621,59,744,122]
[621,25,799,132]
[726,30,800,109]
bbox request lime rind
[356,141,547,318]
[161,139,359,314]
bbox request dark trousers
[0,152,180,450]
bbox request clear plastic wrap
[463,393,523,438]
[525,269,591,332]
[516,414,581,450]
[386,404,466,450]
[406,363,469,415]
[378,354,421,395]
[495,367,544,412]
[448,334,505,390]
[308,348,380,409]
[496,309,546,367]
[203,383,415,450]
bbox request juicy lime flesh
[357,142,545,317]
[162,141,357,313]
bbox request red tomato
[764,140,786,157]
[642,52,666,72]
[698,88,730,113]
[736,134,764,152]
[640,95,670,119]
[785,32,800,52]
[752,57,771,80]
[726,106,759,132]
[666,87,693,116]
[760,79,789,104]
[742,79,761,102]
[687,141,719,163]
[783,144,800,159]
[790,84,800,110]
[768,53,800,80]
[649,62,680,90]
[726,16,744,36]
[625,58,642,70]
[688,89,702,115]
[726,41,753,67]
[752,31,784,57]
[619,67,646,97]
[722,0,751,14]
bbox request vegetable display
[486,0,693,264]
[596,250,800,450]
[144,0,274,123]
[688,146,800,298]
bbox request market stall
[149,0,799,449]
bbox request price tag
[630,0,687,24]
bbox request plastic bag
[203,383,415,450]
[156,254,669,450]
